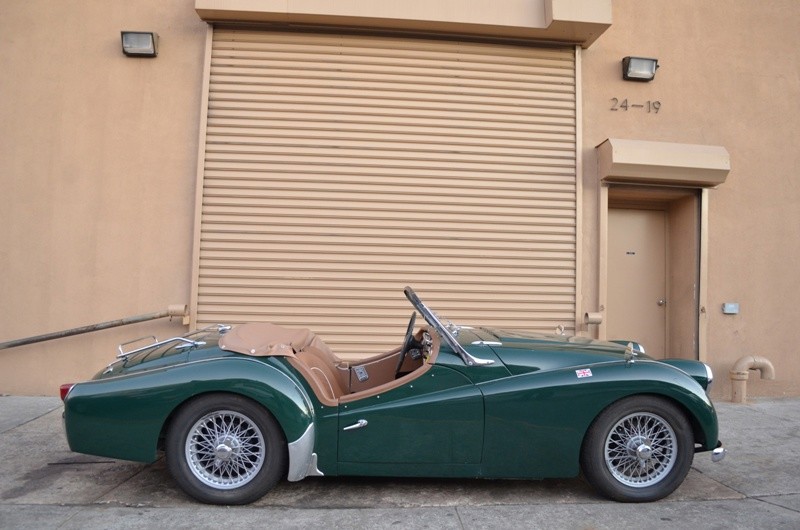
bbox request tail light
[60,383,75,401]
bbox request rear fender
[168,359,323,481]
[64,357,316,469]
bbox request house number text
[610,98,661,113]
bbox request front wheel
[580,396,694,502]
[166,393,287,505]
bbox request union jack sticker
[575,368,593,378]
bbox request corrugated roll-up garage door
[195,29,577,357]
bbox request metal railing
[0,305,189,351]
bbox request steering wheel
[396,312,419,376]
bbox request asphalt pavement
[1,395,798,529]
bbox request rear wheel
[166,393,287,505]
[580,396,694,502]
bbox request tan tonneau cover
[218,322,334,358]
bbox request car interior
[218,320,439,406]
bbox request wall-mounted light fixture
[622,56,658,81]
[121,31,158,57]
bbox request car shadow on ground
[92,455,739,509]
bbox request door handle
[657,299,667,307]
[343,419,368,431]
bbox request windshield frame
[403,286,494,367]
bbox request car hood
[464,327,712,390]
[468,327,640,375]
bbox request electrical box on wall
[722,303,740,315]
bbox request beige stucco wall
[581,0,800,398]
[2,0,798,399]
[0,1,207,394]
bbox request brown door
[607,208,667,358]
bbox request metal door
[607,208,667,358]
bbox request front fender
[64,357,315,464]
[480,360,719,478]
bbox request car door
[337,364,483,474]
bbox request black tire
[166,393,287,505]
[580,396,694,502]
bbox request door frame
[598,185,709,362]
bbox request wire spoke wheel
[604,412,676,487]
[185,410,266,489]
[581,396,693,502]
[167,394,287,505]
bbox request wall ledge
[195,0,611,47]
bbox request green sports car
[61,286,725,504]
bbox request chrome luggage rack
[115,324,231,359]
[116,337,206,359]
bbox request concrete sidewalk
[1,395,798,529]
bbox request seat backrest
[292,348,349,404]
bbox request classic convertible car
[61,286,725,505]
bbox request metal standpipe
[0,305,189,351]
[729,355,776,404]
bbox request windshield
[403,286,493,367]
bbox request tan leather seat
[294,348,349,402]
